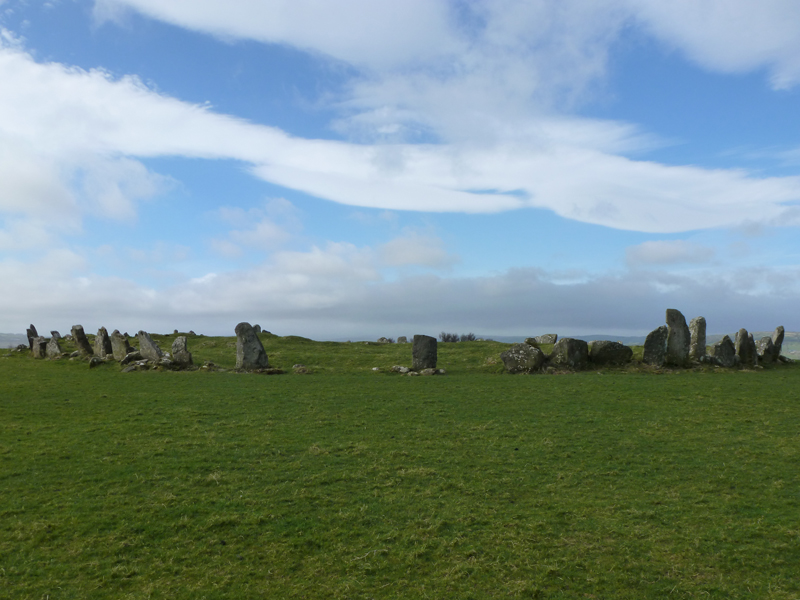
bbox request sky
[2,0,800,340]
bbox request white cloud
[626,240,714,266]
[379,233,458,268]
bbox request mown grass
[1,339,800,599]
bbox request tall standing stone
[412,335,437,370]
[756,336,776,364]
[171,336,193,367]
[689,316,706,361]
[735,328,758,367]
[45,336,62,358]
[665,309,690,366]
[26,324,38,350]
[643,325,668,366]
[110,330,133,361]
[772,326,785,356]
[137,331,164,361]
[31,336,47,359]
[235,322,269,370]
[71,325,94,356]
[94,327,113,358]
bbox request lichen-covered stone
[689,316,706,361]
[94,327,113,358]
[709,335,736,368]
[171,336,193,367]
[71,325,94,356]
[534,334,558,344]
[45,336,62,359]
[643,325,668,366]
[666,309,690,366]
[110,330,133,362]
[412,335,437,370]
[550,338,589,370]
[235,322,269,370]
[756,336,776,364]
[735,328,757,367]
[31,336,47,359]
[501,343,546,373]
[588,340,632,365]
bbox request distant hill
[1,333,27,348]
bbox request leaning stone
[110,330,133,362]
[643,326,668,366]
[253,324,262,334]
[46,336,62,359]
[50,330,61,340]
[71,325,94,356]
[26,324,38,350]
[171,336,193,367]
[772,326,785,355]
[120,351,143,366]
[756,336,776,364]
[534,334,558,345]
[69,350,81,358]
[235,322,269,370]
[689,316,706,361]
[31,336,48,359]
[412,335,437,370]
[500,343,546,374]
[710,335,736,368]
[735,328,758,368]
[588,340,632,365]
[94,327,113,358]
[397,336,408,344]
[137,331,163,361]
[550,338,589,370]
[665,309,690,367]
[523,338,540,348]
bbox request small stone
[534,334,558,345]
[419,368,437,376]
[397,336,408,344]
[89,357,103,368]
[391,365,410,373]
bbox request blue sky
[2,0,800,339]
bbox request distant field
[2,336,800,599]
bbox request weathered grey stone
[120,351,143,366]
[391,365,410,373]
[588,340,633,365]
[235,322,269,370]
[71,325,94,356]
[50,331,61,340]
[110,330,133,362]
[772,326,785,352]
[756,336,776,364]
[735,328,758,367]
[524,338,540,348]
[31,336,47,359]
[709,335,736,368]
[501,343,546,373]
[665,309,690,366]
[89,356,103,368]
[377,337,391,344]
[643,326,668,366]
[397,336,408,344]
[45,336,62,359]
[253,324,262,334]
[171,336,193,367]
[534,334,558,345]
[412,334,437,370]
[26,324,38,350]
[94,327,113,358]
[550,338,589,370]
[137,331,163,362]
[689,316,706,361]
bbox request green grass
[2,338,800,599]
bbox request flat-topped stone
[412,335,437,370]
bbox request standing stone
[588,340,633,365]
[709,335,736,368]
[665,309,690,366]
[137,330,164,361]
[534,334,558,345]
[756,336,776,364]
[110,330,133,362]
[500,343,546,373]
[735,328,758,367]
[26,324,38,350]
[94,327,113,358]
[253,324,262,334]
[71,325,94,356]
[412,335,437,370]
[550,338,589,370]
[45,336,62,358]
[31,336,47,358]
[772,326,785,356]
[235,322,269,370]
[50,331,61,340]
[643,325,668,366]
[171,336,193,367]
[397,336,408,344]
[689,316,706,361]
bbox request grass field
[2,336,800,598]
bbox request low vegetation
[2,334,799,598]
